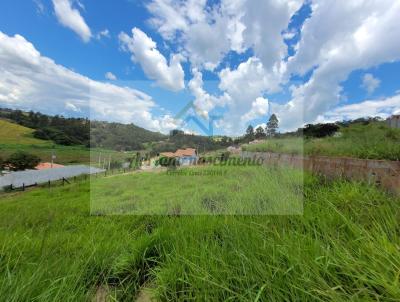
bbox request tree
[170,129,184,137]
[266,114,279,137]
[0,156,4,171]
[10,110,23,123]
[302,123,339,138]
[245,125,255,141]
[255,126,266,139]
[5,151,41,171]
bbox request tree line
[239,114,280,143]
[0,108,166,150]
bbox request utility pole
[51,147,56,168]
[108,154,111,170]
[98,152,102,168]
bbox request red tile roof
[160,148,197,158]
[35,162,65,170]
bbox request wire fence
[0,165,105,190]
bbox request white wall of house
[178,156,198,166]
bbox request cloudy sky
[0,0,399,135]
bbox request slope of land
[0,119,49,145]
[0,167,399,301]
[243,121,400,160]
[0,119,135,165]
[0,108,167,150]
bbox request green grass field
[91,166,304,215]
[243,122,400,161]
[1,166,399,301]
[0,119,135,165]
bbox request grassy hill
[0,119,135,165]
[243,121,400,161]
[0,119,49,145]
[0,108,167,151]
[0,167,399,300]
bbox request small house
[227,145,241,154]
[160,148,198,166]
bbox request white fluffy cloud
[277,0,400,131]
[145,0,302,134]
[361,73,380,95]
[242,97,269,123]
[119,27,185,91]
[215,57,277,134]
[239,0,302,70]
[65,101,81,112]
[318,94,400,122]
[188,68,230,118]
[7,0,400,136]
[105,72,117,81]
[52,0,92,42]
[146,0,241,69]
[96,29,110,40]
[0,31,179,133]
[146,0,300,71]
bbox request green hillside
[0,119,135,165]
[243,121,400,160]
[0,119,50,145]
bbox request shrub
[6,151,41,171]
[220,151,231,162]
[109,160,123,170]
[157,156,179,167]
[33,127,81,145]
[303,123,339,138]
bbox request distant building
[249,139,263,145]
[160,148,198,166]
[35,162,65,170]
[227,145,241,154]
[387,115,400,128]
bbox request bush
[157,156,180,167]
[6,151,41,171]
[303,123,339,138]
[33,127,81,146]
[109,160,123,170]
[220,151,231,162]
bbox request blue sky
[0,0,399,135]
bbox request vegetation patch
[243,121,400,160]
[0,167,399,300]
